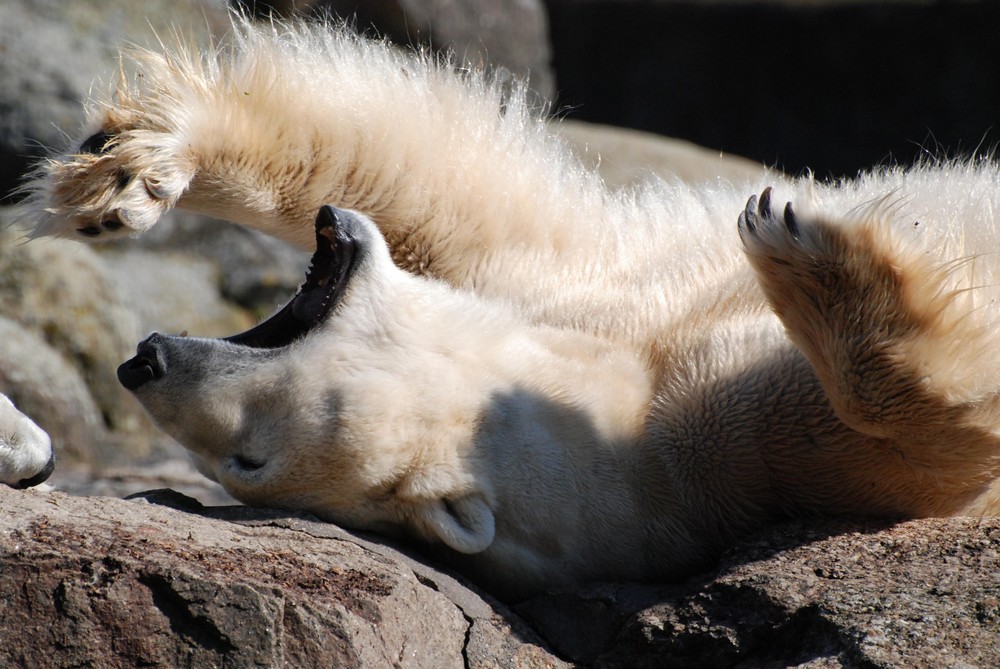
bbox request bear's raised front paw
[27,124,192,241]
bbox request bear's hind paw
[737,187,802,251]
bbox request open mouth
[117,206,361,392]
[226,205,359,349]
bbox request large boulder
[1,485,997,667]
[0,486,565,669]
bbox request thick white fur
[0,394,54,488]
[22,18,1000,596]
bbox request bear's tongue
[224,206,356,349]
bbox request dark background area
[544,1,1000,179]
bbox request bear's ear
[417,494,495,554]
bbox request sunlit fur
[21,17,1000,597]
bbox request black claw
[740,194,758,234]
[783,202,800,238]
[758,186,773,218]
[76,225,101,237]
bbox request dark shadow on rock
[511,517,898,666]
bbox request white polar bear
[22,18,1000,597]
[0,394,55,489]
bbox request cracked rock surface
[0,486,563,669]
[2,485,999,667]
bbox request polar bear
[21,18,1000,597]
[0,394,55,489]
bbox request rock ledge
[2,486,998,667]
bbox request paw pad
[75,211,127,237]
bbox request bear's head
[118,206,496,554]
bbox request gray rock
[2,485,997,667]
[0,486,566,669]
[99,246,256,338]
[112,211,310,320]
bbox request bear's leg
[22,25,580,284]
[739,188,1000,506]
[24,92,328,248]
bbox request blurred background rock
[0,0,993,499]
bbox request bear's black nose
[118,333,167,390]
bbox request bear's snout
[118,333,167,390]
